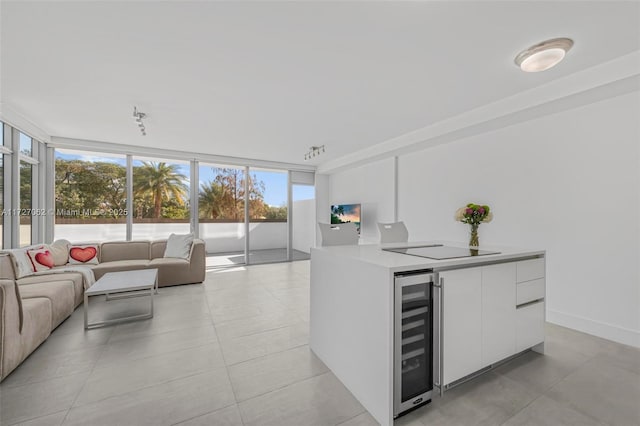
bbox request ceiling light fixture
[304,145,325,161]
[132,106,147,136]
[514,38,573,72]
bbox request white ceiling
[1,1,639,166]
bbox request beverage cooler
[394,271,434,417]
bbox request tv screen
[331,204,361,234]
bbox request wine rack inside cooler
[394,272,433,417]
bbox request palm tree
[133,162,188,218]
[199,181,225,219]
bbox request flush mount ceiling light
[132,106,147,136]
[514,38,574,72]
[304,145,325,161]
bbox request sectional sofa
[0,238,206,382]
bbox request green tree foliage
[199,180,225,219]
[264,205,287,220]
[55,159,126,218]
[198,168,276,221]
[331,205,345,224]
[20,162,32,210]
[54,158,280,222]
[133,162,188,219]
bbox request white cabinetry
[440,267,483,385]
[516,301,545,351]
[515,258,546,352]
[441,258,544,388]
[482,263,516,366]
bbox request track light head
[304,145,326,161]
[132,106,148,136]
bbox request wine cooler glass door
[394,273,433,417]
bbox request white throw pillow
[50,239,70,266]
[164,233,194,259]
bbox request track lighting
[132,106,147,136]
[304,145,325,161]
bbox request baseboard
[547,309,640,348]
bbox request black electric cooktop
[383,244,500,260]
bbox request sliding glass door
[247,168,288,264]
[198,164,246,267]
[51,146,316,266]
[291,184,315,260]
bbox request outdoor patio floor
[206,249,310,267]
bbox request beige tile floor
[1,261,638,426]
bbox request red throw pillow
[68,245,99,264]
[27,248,55,272]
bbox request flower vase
[469,224,479,248]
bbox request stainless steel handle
[433,277,445,396]
[440,277,444,396]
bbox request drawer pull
[516,298,544,309]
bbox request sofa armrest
[0,279,23,381]
[188,239,206,283]
[0,254,17,281]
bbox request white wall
[315,174,330,246]
[328,157,396,242]
[398,92,639,346]
[322,92,640,347]
[293,199,315,253]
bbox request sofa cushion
[150,240,167,259]
[0,254,16,280]
[0,279,24,381]
[100,241,150,263]
[19,271,85,308]
[20,298,52,360]
[91,259,151,281]
[148,257,191,287]
[19,281,75,329]
[149,257,189,267]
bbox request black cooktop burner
[383,245,500,260]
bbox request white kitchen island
[310,242,546,426]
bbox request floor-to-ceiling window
[0,125,46,248]
[247,168,288,264]
[0,123,4,248]
[19,133,35,247]
[132,157,190,240]
[50,146,314,264]
[54,149,127,241]
[198,164,247,267]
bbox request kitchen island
[310,242,545,426]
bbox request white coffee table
[84,269,158,330]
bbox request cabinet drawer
[516,301,545,352]
[516,258,545,283]
[516,279,545,306]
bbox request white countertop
[311,241,545,272]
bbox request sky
[56,150,314,206]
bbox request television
[331,204,361,234]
